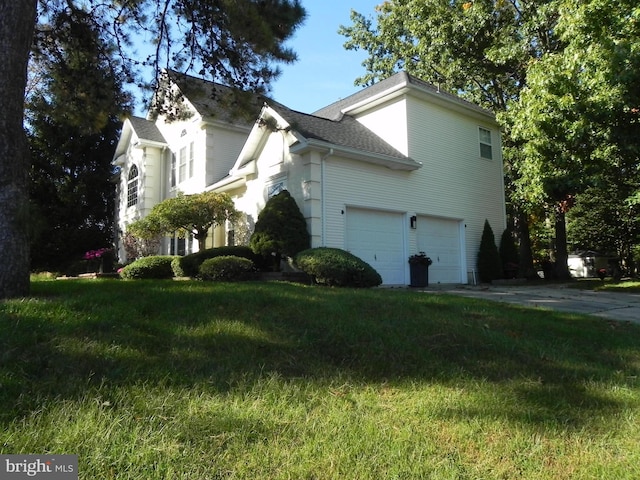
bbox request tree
[27,8,131,271]
[339,0,563,281]
[499,228,519,278]
[0,0,306,298]
[511,0,640,279]
[0,2,37,298]
[477,220,502,283]
[250,190,310,271]
[128,191,239,251]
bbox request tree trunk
[554,205,571,280]
[515,210,537,279]
[0,2,37,298]
[195,230,208,252]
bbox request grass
[1,278,640,479]
[571,278,640,292]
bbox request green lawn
[2,279,640,479]
[571,278,640,292]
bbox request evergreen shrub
[294,247,382,288]
[250,190,310,271]
[198,256,255,281]
[172,246,258,277]
[477,220,503,283]
[120,256,177,279]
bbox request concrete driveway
[431,283,640,324]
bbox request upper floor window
[179,146,187,183]
[127,165,139,207]
[479,127,493,160]
[170,153,176,188]
[189,141,194,178]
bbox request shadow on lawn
[1,279,639,429]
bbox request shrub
[250,190,310,271]
[199,256,255,281]
[120,256,177,279]
[477,220,502,283]
[499,228,520,278]
[172,246,258,277]
[294,247,382,288]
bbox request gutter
[291,139,422,171]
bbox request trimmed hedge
[294,247,382,288]
[120,256,177,280]
[199,256,255,281]
[172,246,258,278]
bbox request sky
[268,0,382,113]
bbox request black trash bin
[408,253,432,288]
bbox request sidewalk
[430,283,640,324]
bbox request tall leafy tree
[339,0,563,278]
[512,0,640,278]
[27,8,130,271]
[0,0,306,298]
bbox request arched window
[127,165,139,207]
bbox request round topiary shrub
[294,247,382,288]
[120,256,177,279]
[198,255,255,281]
[172,246,258,278]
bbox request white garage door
[346,208,405,285]
[417,216,463,284]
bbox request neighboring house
[114,70,506,285]
[568,251,614,278]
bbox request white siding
[205,125,251,186]
[354,98,409,156]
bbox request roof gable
[151,70,265,126]
[128,116,167,144]
[113,116,167,160]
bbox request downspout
[320,148,334,246]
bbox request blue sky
[269,0,382,113]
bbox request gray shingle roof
[268,101,409,160]
[128,116,167,144]
[163,70,265,126]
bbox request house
[113,70,506,285]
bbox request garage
[417,216,463,284]
[346,207,406,285]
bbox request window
[170,153,176,188]
[127,165,139,207]
[267,180,286,198]
[169,234,192,256]
[178,147,187,183]
[479,127,493,160]
[189,142,194,178]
